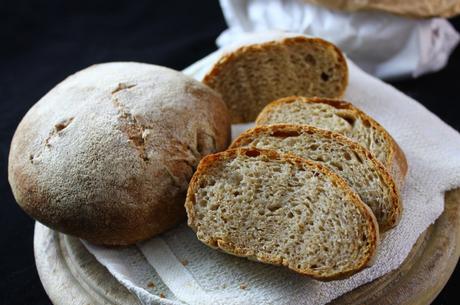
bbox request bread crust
[256,96,408,190]
[8,62,231,245]
[304,0,460,18]
[203,36,348,123]
[230,124,402,231]
[186,147,379,280]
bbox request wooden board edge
[34,189,460,305]
[330,189,460,305]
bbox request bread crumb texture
[231,124,401,231]
[256,96,408,192]
[186,148,378,279]
[204,37,348,123]
[257,97,391,167]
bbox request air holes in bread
[331,162,344,171]
[321,72,330,81]
[304,54,316,65]
[245,150,261,157]
[267,203,282,212]
[337,112,356,127]
[272,130,301,138]
[230,125,402,231]
[315,156,325,162]
[353,151,364,164]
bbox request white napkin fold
[84,35,460,305]
[217,0,460,79]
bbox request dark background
[0,1,458,304]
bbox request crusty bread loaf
[256,96,407,189]
[203,36,348,123]
[186,148,379,280]
[8,62,231,245]
[304,0,460,18]
[231,124,401,231]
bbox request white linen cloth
[83,35,460,305]
[217,0,460,79]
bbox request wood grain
[34,189,460,305]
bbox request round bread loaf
[8,62,231,245]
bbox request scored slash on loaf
[185,148,379,280]
[8,62,231,246]
[203,36,348,123]
[230,124,402,231]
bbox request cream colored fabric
[217,0,460,79]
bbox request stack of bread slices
[186,36,407,280]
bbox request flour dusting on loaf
[8,62,230,245]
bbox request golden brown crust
[391,141,409,192]
[230,124,402,231]
[203,36,348,90]
[304,0,460,18]
[256,96,408,190]
[185,147,379,280]
[203,36,348,123]
[8,62,231,246]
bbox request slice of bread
[185,148,379,280]
[230,124,401,231]
[203,36,348,123]
[256,96,408,189]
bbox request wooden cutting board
[34,189,460,305]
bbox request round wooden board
[34,189,460,305]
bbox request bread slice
[231,124,401,231]
[203,36,348,123]
[256,96,408,189]
[185,148,379,280]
